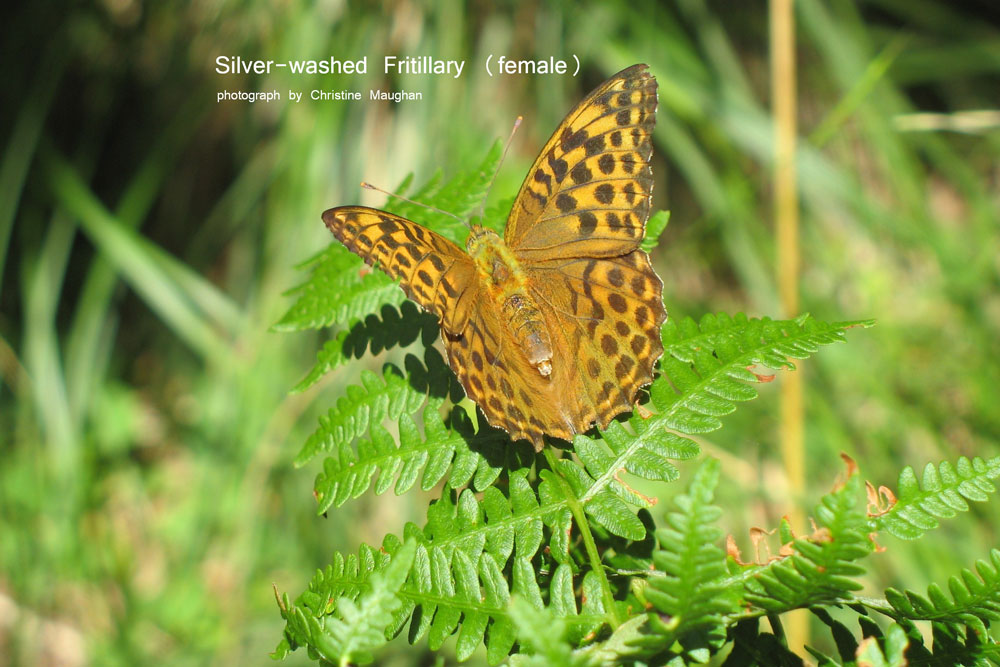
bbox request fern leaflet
[274,539,417,666]
[280,469,611,664]
[878,549,1000,637]
[632,458,740,656]
[640,210,670,254]
[738,463,871,613]
[875,456,1000,540]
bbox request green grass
[1,0,998,663]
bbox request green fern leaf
[640,210,670,254]
[313,400,531,513]
[277,540,417,666]
[403,471,604,657]
[288,470,610,664]
[881,549,1000,636]
[481,196,514,234]
[273,243,407,333]
[652,313,872,435]
[548,314,870,541]
[876,456,1000,540]
[292,302,439,393]
[741,466,871,613]
[295,359,429,468]
[633,459,739,655]
[304,338,542,511]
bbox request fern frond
[287,471,612,664]
[634,458,739,655]
[303,313,867,526]
[295,357,430,468]
[273,242,408,333]
[878,549,1000,637]
[653,313,872,435]
[277,540,417,666]
[875,456,1000,540]
[303,345,540,510]
[561,421,700,540]
[314,401,533,513]
[740,466,871,613]
[292,302,439,393]
[553,314,869,541]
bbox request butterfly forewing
[505,64,657,261]
[323,207,478,334]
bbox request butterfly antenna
[475,115,522,223]
[360,182,469,228]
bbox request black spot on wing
[598,154,615,175]
[594,183,614,204]
[584,134,606,156]
[555,193,577,213]
[570,162,593,185]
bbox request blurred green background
[2,0,998,664]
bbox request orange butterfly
[324,64,666,450]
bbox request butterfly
[323,64,666,450]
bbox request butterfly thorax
[466,226,553,377]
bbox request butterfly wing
[323,206,477,334]
[526,250,666,432]
[445,248,666,447]
[504,64,658,261]
[445,299,544,446]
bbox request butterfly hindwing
[446,301,548,447]
[323,206,477,334]
[528,249,665,430]
[445,294,607,449]
[505,64,658,261]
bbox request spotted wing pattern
[443,299,556,445]
[322,207,477,334]
[505,64,658,261]
[324,65,667,449]
[444,248,665,446]
[527,250,665,433]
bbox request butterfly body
[325,64,665,449]
[466,225,554,376]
